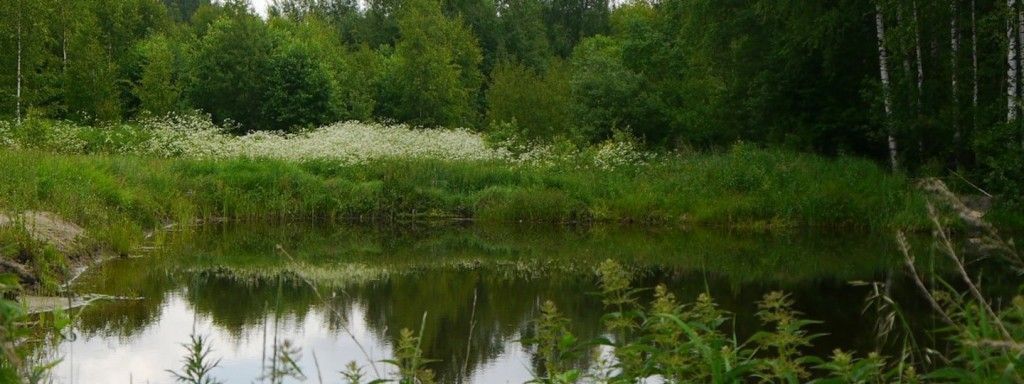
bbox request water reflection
[50,223,929,383]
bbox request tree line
[0,0,1022,198]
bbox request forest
[2,0,1024,383]
[0,0,1021,202]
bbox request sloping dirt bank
[0,211,98,289]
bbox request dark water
[45,223,941,383]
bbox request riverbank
[0,146,923,230]
[0,145,926,288]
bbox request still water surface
[47,223,934,383]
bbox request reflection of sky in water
[53,292,533,383]
[40,223,929,383]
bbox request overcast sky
[251,0,270,17]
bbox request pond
[44,223,942,383]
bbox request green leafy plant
[167,333,222,384]
[525,301,582,383]
[0,273,69,384]
[260,339,305,384]
[380,327,436,384]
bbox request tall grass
[0,146,923,233]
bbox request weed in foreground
[167,333,222,384]
[0,273,69,384]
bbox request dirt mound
[0,211,91,288]
[0,211,87,255]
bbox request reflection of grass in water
[183,263,391,289]
[149,222,907,287]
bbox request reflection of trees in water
[185,272,322,340]
[349,269,607,382]
[151,222,908,285]
[73,259,176,340]
[64,222,940,381]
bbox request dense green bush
[188,14,279,131]
[486,60,573,141]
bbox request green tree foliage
[496,0,551,70]
[133,34,182,116]
[164,0,211,21]
[336,45,384,120]
[486,60,571,140]
[442,0,502,72]
[276,16,380,121]
[91,0,173,108]
[188,14,278,131]
[189,0,252,37]
[261,41,338,130]
[0,0,61,120]
[377,0,483,128]
[269,0,363,44]
[64,12,123,122]
[362,0,402,47]
[544,0,610,57]
[0,0,1022,204]
[569,36,644,143]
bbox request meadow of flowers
[0,115,655,170]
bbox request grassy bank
[0,146,922,237]
[0,117,927,290]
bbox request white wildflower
[1,114,658,170]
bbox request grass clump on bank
[0,227,66,293]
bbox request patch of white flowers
[592,139,655,170]
[0,120,90,153]
[0,121,12,148]
[0,114,657,170]
[498,132,656,170]
[135,114,513,163]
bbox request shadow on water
[50,223,944,383]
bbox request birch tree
[58,1,70,73]
[972,0,979,129]
[876,2,899,171]
[912,0,924,96]
[895,5,917,109]
[952,0,961,150]
[15,0,22,124]
[1009,0,1019,122]
[1020,2,1024,146]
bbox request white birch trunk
[877,3,900,171]
[973,0,979,117]
[1009,0,1019,122]
[897,8,914,94]
[1020,3,1024,146]
[952,0,961,148]
[913,0,925,95]
[15,0,22,125]
[61,5,67,72]
[1019,3,1024,73]
[971,0,980,160]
